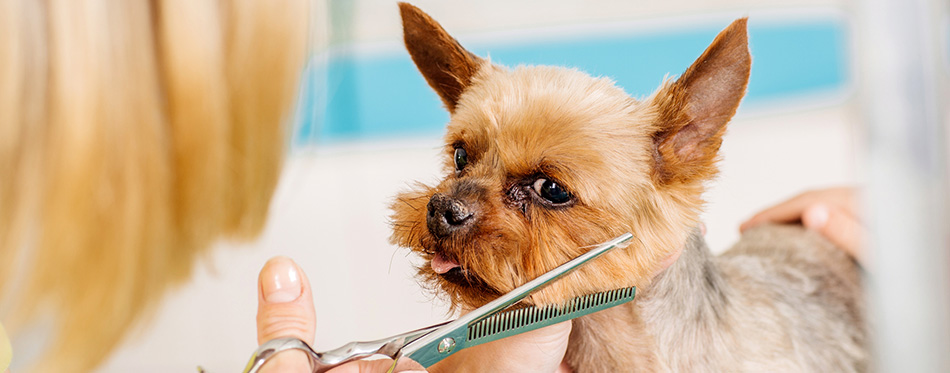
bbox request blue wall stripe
[296,19,848,144]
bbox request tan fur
[390,3,866,372]
[0,1,308,370]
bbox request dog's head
[390,3,750,309]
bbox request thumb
[256,256,316,372]
[802,204,866,265]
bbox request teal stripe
[296,19,848,144]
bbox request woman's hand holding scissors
[254,256,574,372]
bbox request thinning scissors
[242,232,634,373]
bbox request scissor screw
[437,337,456,354]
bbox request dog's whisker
[397,197,421,211]
[404,220,423,246]
[387,246,401,275]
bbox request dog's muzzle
[426,193,474,238]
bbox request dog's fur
[389,3,867,371]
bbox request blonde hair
[0,0,309,370]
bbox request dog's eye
[454,147,468,171]
[532,178,572,204]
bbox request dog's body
[568,226,866,372]
[390,3,867,371]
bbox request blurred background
[100,0,867,371]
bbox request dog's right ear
[399,2,482,113]
[650,18,751,186]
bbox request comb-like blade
[466,286,636,346]
[399,233,633,368]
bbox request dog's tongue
[431,253,460,274]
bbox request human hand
[255,256,424,372]
[256,256,572,372]
[740,187,866,265]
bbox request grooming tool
[241,232,634,373]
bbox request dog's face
[391,3,750,309]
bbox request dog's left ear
[651,18,751,186]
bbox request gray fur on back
[567,224,868,372]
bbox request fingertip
[802,204,830,230]
[809,205,866,264]
[260,256,303,304]
[256,256,315,345]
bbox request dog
[389,3,867,371]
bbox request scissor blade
[398,232,634,368]
[465,286,636,346]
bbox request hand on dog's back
[741,187,866,265]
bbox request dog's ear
[651,18,751,186]
[399,2,482,113]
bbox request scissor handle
[243,337,382,373]
[243,321,452,373]
[242,337,319,373]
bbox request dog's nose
[427,193,474,237]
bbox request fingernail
[261,256,302,303]
[804,205,829,229]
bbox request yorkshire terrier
[390,3,867,371]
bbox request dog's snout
[427,193,474,237]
